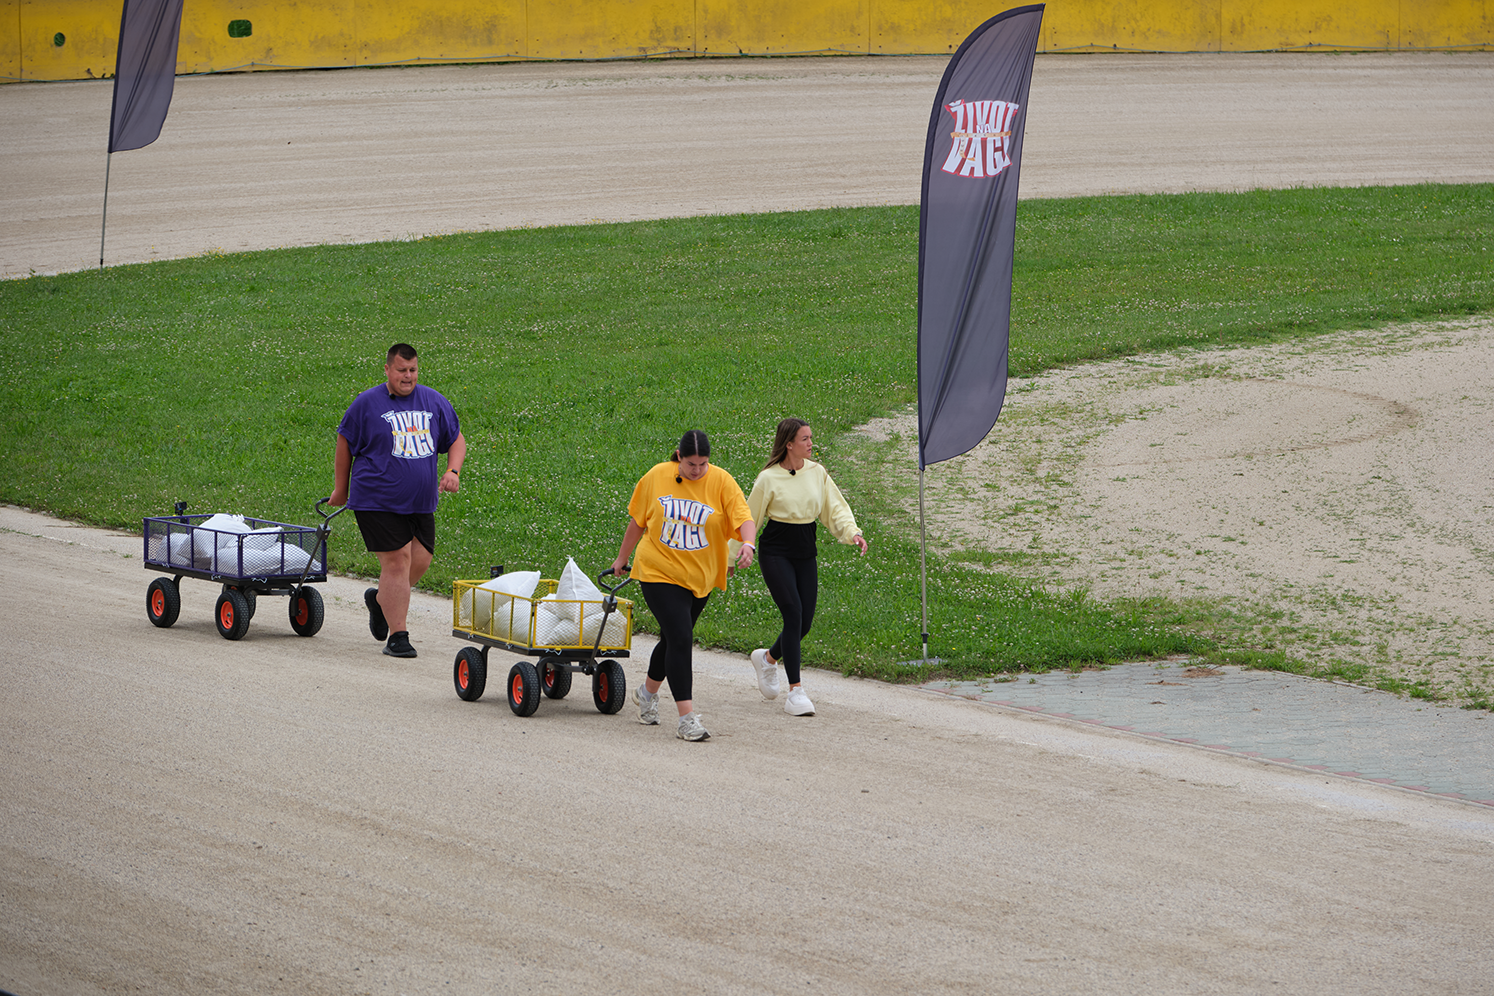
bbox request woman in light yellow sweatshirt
[737,417,868,716]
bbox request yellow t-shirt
[627,461,753,597]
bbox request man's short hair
[387,343,418,363]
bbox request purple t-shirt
[338,383,460,515]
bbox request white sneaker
[750,649,781,700]
[783,685,815,716]
[676,711,711,741]
[634,686,659,726]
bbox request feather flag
[108,0,185,152]
[916,5,1044,469]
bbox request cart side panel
[144,514,327,581]
[453,578,552,646]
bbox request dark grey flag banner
[916,5,1044,469]
[108,0,185,152]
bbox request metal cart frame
[143,499,345,640]
[451,567,634,717]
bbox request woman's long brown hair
[763,417,809,470]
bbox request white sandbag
[534,595,628,647]
[200,513,250,533]
[582,605,629,647]
[463,570,541,636]
[161,527,220,569]
[213,518,281,554]
[239,543,322,576]
[166,531,195,568]
[185,514,248,570]
[548,557,603,623]
[533,599,575,646]
[241,527,283,551]
[191,530,219,570]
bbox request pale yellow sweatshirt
[729,459,861,557]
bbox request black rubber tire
[215,589,251,640]
[288,587,324,637]
[146,577,180,628]
[541,656,573,699]
[593,659,627,715]
[243,588,257,621]
[454,647,486,701]
[508,661,541,717]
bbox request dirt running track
[4,53,1494,276]
[3,54,1494,995]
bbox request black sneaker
[383,630,417,658]
[364,587,388,642]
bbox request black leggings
[759,553,818,685]
[639,581,710,703]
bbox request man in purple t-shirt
[330,343,466,658]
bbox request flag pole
[918,463,930,665]
[100,152,112,269]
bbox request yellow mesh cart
[451,567,635,717]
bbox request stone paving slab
[925,661,1494,806]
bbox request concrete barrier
[4,0,1491,82]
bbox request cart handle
[589,568,634,654]
[596,567,634,602]
[289,498,348,595]
[316,497,349,523]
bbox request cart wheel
[541,656,573,699]
[146,577,180,628]
[507,661,541,717]
[593,659,627,715]
[215,589,251,641]
[454,647,486,701]
[288,587,324,637]
[224,584,257,620]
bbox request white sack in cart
[532,558,625,646]
[239,543,323,576]
[153,515,322,575]
[552,557,602,621]
[534,598,629,648]
[206,515,325,575]
[190,513,256,570]
[162,525,221,569]
[461,570,541,638]
[158,532,196,568]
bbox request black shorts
[354,510,436,555]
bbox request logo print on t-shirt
[657,495,716,552]
[383,410,436,459]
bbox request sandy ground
[4,53,1494,995]
[860,318,1494,702]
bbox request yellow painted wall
[16,0,121,80]
[1043,0,1223,52]
[1,0,18,81]
[699,0,868,56]
[530,0,694,60]
[1403,0,1494,49]
[4,1,1491,83]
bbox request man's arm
[440,432,466,494]
[329,433,352,506]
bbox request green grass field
[3,183,1491,681]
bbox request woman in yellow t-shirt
[738,418,867,717]
[610,430,756,741]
